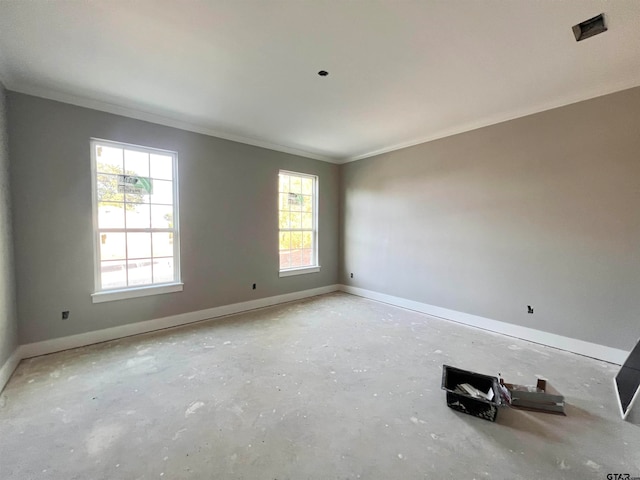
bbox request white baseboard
[0,285,339,392]
[2,283,627,394]
[20,284,340,359]
[0,347,22,395]
[339,285,629,365]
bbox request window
[90,139,182,302]
[278,170,320,277]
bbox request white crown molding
[5,77,639,166]
[339,284,629,365]
[343,78,640,163]
[6,83,341,164]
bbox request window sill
[279,266,321,278]
[92,283,184,303]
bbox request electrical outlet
[252,283,256,290]
[350,273,354,278]
[527,305,534,314]
[62,310,70,320]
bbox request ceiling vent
[572,13,607,42]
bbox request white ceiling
[0,1,639,163]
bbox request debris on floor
[497,374,512,404]
[441,365,502,422]
[442,365,567,421]
[453,383,495,401]
[502,378,566,415]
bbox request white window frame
[278,170,320,277]
[90,138,183,303]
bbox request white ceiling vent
[572,14,607,42]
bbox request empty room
[1,1,640,479]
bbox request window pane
[151,205,173,228]
[278,171,317,272]
[150,179,173,205]
[279,211,290,229]
[278,193,289,210]
[127,259,153,286]
[288,193,302,211]
[150,154,173,180]
[124,149,149,177]
[96,146,123,173]
[125,190,150,204]
[100,232,126,260]
[125,204,150,228]
[98,202,125,228]
[302,195,313,213]
[289,250,303,268]
[291,232,303,249]
[301,177,313,195]
[279,251,291,269]
[302,213,312,229]
[278,174,290,193]
[97,174,123,203]
[302,231,312,249]
[93,141,180,294]
[279,232,290,251]
[152,232,174,257]
[127,232,151,259]
[153,257,174,283]
[290,212,302,229]
[290,176,302,194]
[101,260,127,289]
[302,249,313,266]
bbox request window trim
[91,283,184,303]
[90,138,182,302]
[278,169,320,275]
[278,266,321,278]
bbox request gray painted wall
[341,87,640,351]
[0,84,18,365]
[8,93,339,344]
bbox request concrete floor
[1,292,638,479]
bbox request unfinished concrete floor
[1,292,638,479]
